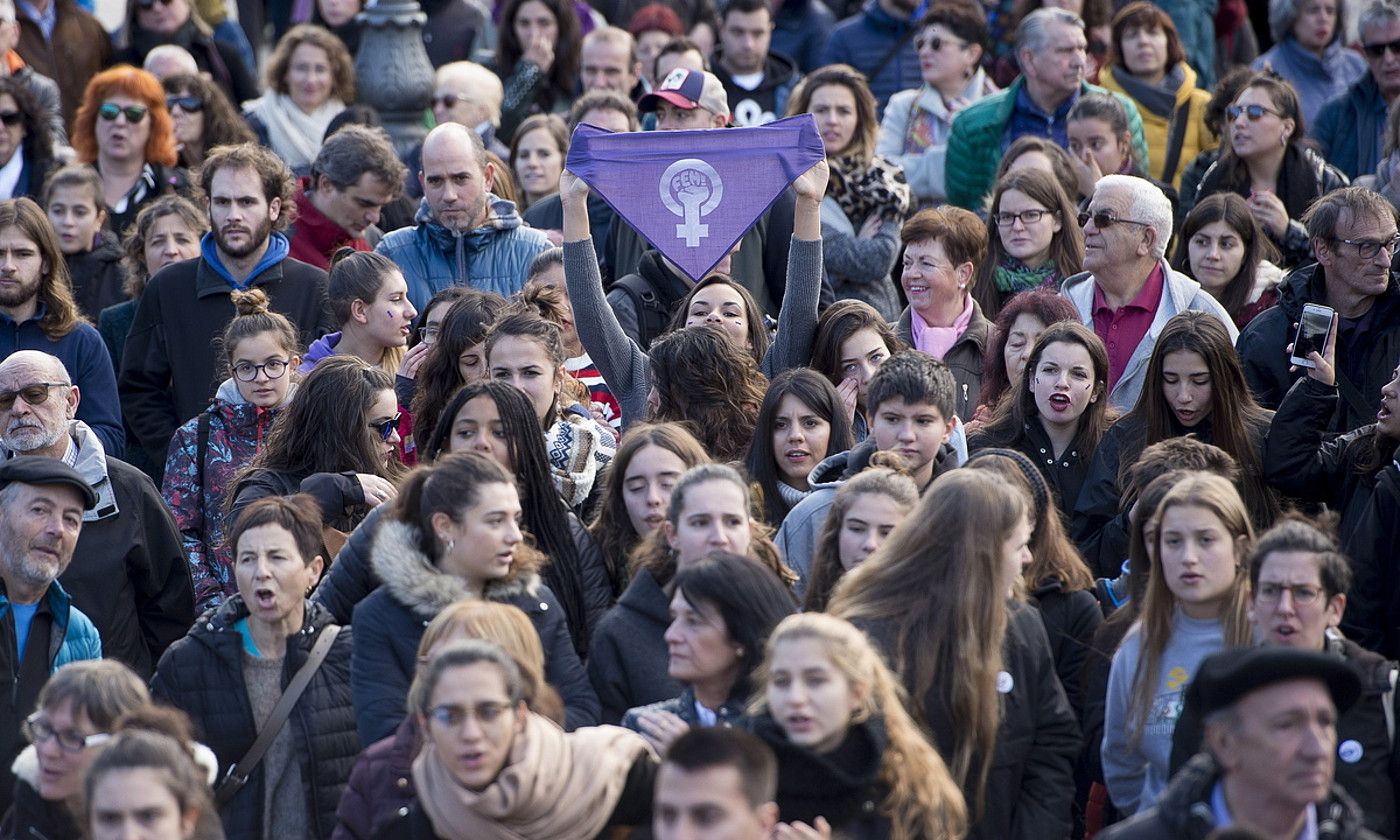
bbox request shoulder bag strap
[1334,368,1374,427]
[215,624,342,806]
[1159,98,1193,185]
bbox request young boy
[43,165,125,320]
[777,350,961,584]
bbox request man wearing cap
[0,350,192,680]
[0,455,102,814]
[1101,647,1379,840]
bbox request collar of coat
[370,519,540,620]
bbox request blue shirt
[11,601,38,658]
[1003,84,1079,153]
[16,0,55,41]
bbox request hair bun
[866,449,911,474]
[329,246,360,269]
[230,287,271,317]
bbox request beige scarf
[412,714,653,840]
[248,92,344,171]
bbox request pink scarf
[909,293,974,359]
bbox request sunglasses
[98,103,149,123]
[165,95,204,112]
[432,93,471,110]
[136,0,176,8]
[1363,37,1400,57]
[0,111,20,127]
[914,34,966,52]
[369,412,402,442]
[1225,104,1283,122]
[1078,210,1151,230]
[0,382,67,411]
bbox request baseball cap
[1187,647,1363,720]
[637,68,730,120]
[0,456,97,510]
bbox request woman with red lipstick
[1074,312,1280,571]
[1101,473,1254,815]
[746,369,854,527]
[749,613,968,840]
[1172,193,1282,330]
[971,168,1084,321]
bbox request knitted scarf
[993,256,1062,294]
[247,92,345,171]
[545,412,615,510]
[827,152,912,225]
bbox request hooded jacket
[162,378,288,614]
[52,420,193,680]
[1253,36,1366,128]
[1060,261,1239,413]
[64,229,126,321]
[587,568,679,725]
[1311,71,1389,181]
[351,519,599,744]
[1099,753,1382,840]
[1238,262,1400,434]
[150,598,358,840]
[712,50,799,127]
[374,195,550,312]
[331,716,420,840]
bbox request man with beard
[0,456,101,816]
[376,122,550,311]
[0,350,191,681]
[119,142,333,476]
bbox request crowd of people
[0,0,1395,837]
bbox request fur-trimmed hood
[11,739,221,789]
[369,519,541,620]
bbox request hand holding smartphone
[1290,303,1336,369]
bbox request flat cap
[1189,647,1363,720]
[0,456,97,510]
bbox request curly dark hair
[162,72,255,168]
[197,142,299,232]
[497,0,581,106]
[648,323,767,463]
[0,78,54,176]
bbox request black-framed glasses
[418,326,440,345]
[369,413,402,442]
[1255,582,1324,606]
[166,95,204,112]
[1363,37,1400,57]
[427,701,513,730]
[23,714,109,753]
[1078,210,1151,230]
[0,382,68,411]
[914,33,966,52]
[994,209,1053,227]
[231,359,290,382]
[0,111,22,127]
[98,103,148,123]
[1334,233,1400,259]
[1225,103,1283,122]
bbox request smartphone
[1290,303,1335,368]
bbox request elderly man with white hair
[142,44,199,80]
[1061,173,1237,412]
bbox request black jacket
[150,598,359,840]
[65,229,127,321]
[1030,579,1103,720]
[119,252,332,473]
[350,519,599,744]
[1342,463,1400,659]
[587,568,679,725]
[1238,262,1400,433]
[605,249,693,351]
[229,468,369,536]
[968,418,1093,524]
[1100,753,1382,840]
[750,713,891,840]
[3,751,80,840]
[858,602,1081,840]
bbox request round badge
[996,671,1014,694]
[1338,740,1364,764]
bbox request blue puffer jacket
[819,0,922,110]
[1310,72,1388,181]
[0,581,103,670]
[374,195,551,311]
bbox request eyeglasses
[1363,37,1400,57]
[369,412,402,442]
[231,359,290,382]
[1255,582,1325,606]
[994,208,1053,227]
[23,714,110,753]
[1333,233,1400,259]
[0,111,21,127]
[0,382,68,411]
[418,326,440,345]
[427,701,514,730]
[98,103,149,123]
[165,95,204,112]
[914,33,966,52]
[1078,210,1151,230]
[1225,104,1283,122]
[432,93,472,110]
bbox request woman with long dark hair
[971,167,1084,320]
[1171,192,1282,329]
[409,290,509,455]
[647,323,769,462]
[745,369,854,527]
[495,0,581,141]
[809,299,904,439]
[162,72,256,171]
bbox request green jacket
[945,78,1149,211]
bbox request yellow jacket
[1100,63,1217,190]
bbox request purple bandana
[566,115,825,281]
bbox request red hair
[72,66,178,167]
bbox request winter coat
[857,602,1080,840]
[162,378,284,613]
[13,0,112,127]
[1253,36,1366,128]
[819,0,923,110]
[876,71,999,207]
[375,196,549,313]
[894,297,992,421]
[119,238,333,471]
[1098,63,1215,190]
[587,568,679,725]
[3,750,79,840]
[712,50,798,127]
[150,598,359,840]
[48,421,193,680]
[288,186,374,271]
[1060,261,1239,413]
[229,468,369,536]
[5,56,65,149]
[65,229,127,321]
[1237,262,1400,433]
[968,417,1093,522]
[1165,635,1400,839]
[1149,0,1218,89]
[1099,753,1381,840]
[115,19,259,106]
[331,716,420,840]
[945,77,1149,211]
[1338,458,1400,659]
[0,303,123,457]
[750,713,892,840]
[1311,72,1389,180]
[1030,579,1103,720]
[772,0,835,73]
[351,520,599,743]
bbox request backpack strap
[613,273,673,349]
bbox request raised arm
[764,160,828,377]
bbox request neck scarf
[251,92,344,171]
[909,293,973,359]
[411,714,652,840]
[827,152,912,224]
[1109,64,1184,120]
[545,412,616,510]
[994,255,1061,294]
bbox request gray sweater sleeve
[762,236,824,378]
[565,238,652,425]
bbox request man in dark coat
[119,142,334,475]
[0,350,193,679]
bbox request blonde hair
[1129,472,1253,747]
[751,614,968,840]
